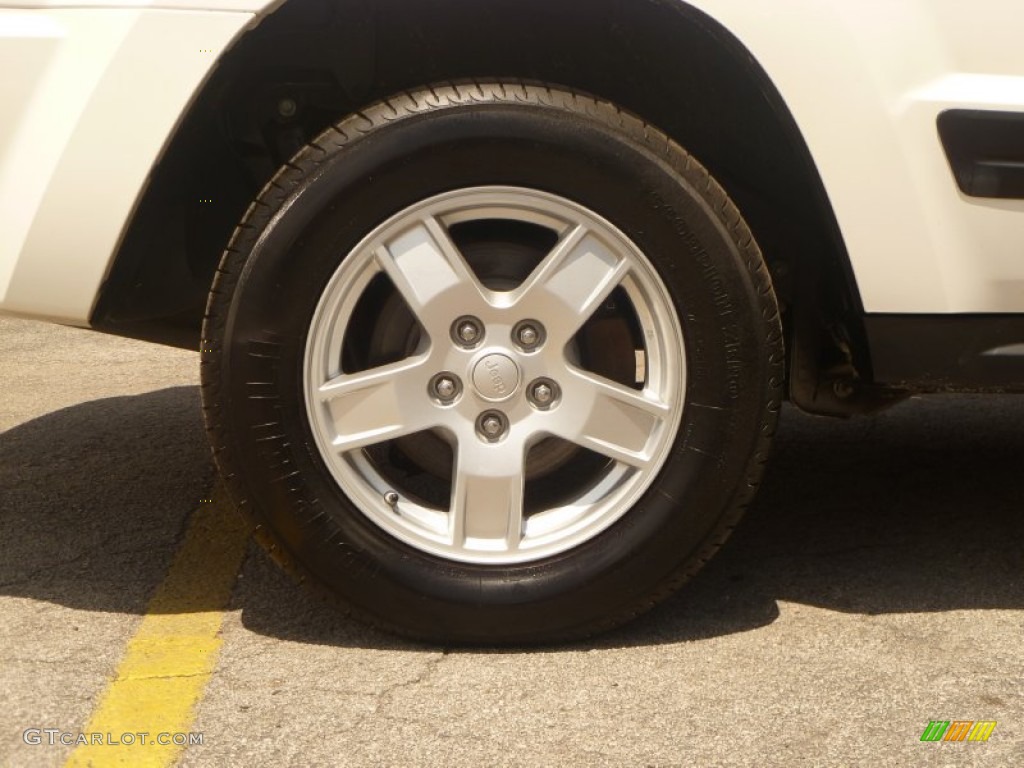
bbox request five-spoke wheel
[304,188,684,563]
[202,82,782,643]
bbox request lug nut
[435,377,456,399]
[477,410,509,441]
[527,378,560,410]
[513,320,545,351]
[429,372,462,404]
[451,316,484,348]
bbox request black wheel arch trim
[90,0,866,383]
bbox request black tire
[201,82,783,644]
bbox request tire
[201,82,783,644]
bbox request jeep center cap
[472,353,520,402]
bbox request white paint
[0,9,251,323]
[0,1,264,10]
[0,0,1022,324]
[683,0,1024,312]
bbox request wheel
[202,82,782,644]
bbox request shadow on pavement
[0,386,212,616]
[610,394,1024,648]
[2,387,1022,650]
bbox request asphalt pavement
[1,315,1022,767]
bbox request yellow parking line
[64,483,249,768]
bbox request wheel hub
[471,352,520,402]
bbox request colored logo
[920,720,996,742]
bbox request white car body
[1,0,1023,326]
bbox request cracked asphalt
[2,315,1023,767]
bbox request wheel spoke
[553,367,671,467]
[316,356,438,453]
[374,216,487,328]
[513,224,630,341]
[450,439,526,550]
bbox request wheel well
[93,0,868,409]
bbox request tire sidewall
[213,96,775,640]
